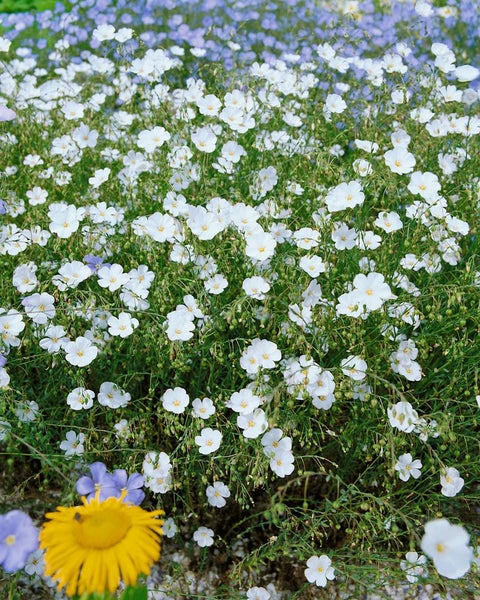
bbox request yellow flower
[39,493,164,597]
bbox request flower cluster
[76,461,145,505]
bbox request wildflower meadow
[0,0,479,598]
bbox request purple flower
[112,469,145,505]
[0,510,39,572]
[83,254,109,274]
[76,462,145,505]
[76,461,119,501]
[0,106,16,122]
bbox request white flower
[206,481,231,508]
[325,181,364,212]
[191,126,217,153]
[193,526,214,547]
[162,517,177,538]
[353,158,373,177]
[240,338,281,374]
[60,431,85,457]
[242,276,270,300]
[454,65,479,82]
[15,401,39,423]
[195,428,222,454]
[237,408,268,439]
[0,36,11,52]
[115,27,133,42]
[192,397,216,419]
[395,453,422,481]
[142,451,171,476]
[304,555,335,587]
[227,388,262,415]
[53,260,91,290]
[0,309,25,348]
[166,311,195,341]
[384,147,416,174]
[144,468,172,494]
[387,401,419,433]
[374,211,403,233]
[24,548,45,576]
[246,587,271,600]
[66,387,95,411]
[245,232,277,261]
[293,227,320,249]
[204,273,228,295]
[197,94,222,117]
[324,93,347,114]
[341,355,367,381]
[61,101,85,121]
[137,126,170,153]
[162,387,190,414]
[26,186,48,206]
[39,325,69,354]
[440,467,464,497]
[421,519,473,579]
[21,292,55,325]
[48,204,83,238]
[12,263,38,293]
[92,24,116,42]
[407,171,441,202]
[338,293,362,318]
[299,255,326,278]
[97,264,130,292]
[113,419,130,440]
[89,167,111,189]
[107,312,139,338]
[64,336,98,367]
[350,272,395,311]
[415,1,434,17]
[261,429,291,457]
[269,449,295,477]
[400,551,428,583]
[0,368,10,389]
[97,382,131,409]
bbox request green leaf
[120,585,148,600]
[0,0,62,13]
[72,592,115,600]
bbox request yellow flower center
[74,507,131,549]
[5,534,16,545]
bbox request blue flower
[75,461,119,502]
[111,469,145,506]
[0,510,39,573]
[76,462,145,505]
[83,254,110,274]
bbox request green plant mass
[0,0,58,13]
[0,0,479,598]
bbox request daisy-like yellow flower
[39,493,164,597]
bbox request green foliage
[0,0,479,598]
[0,0,59,13]
[72,586,148,600]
